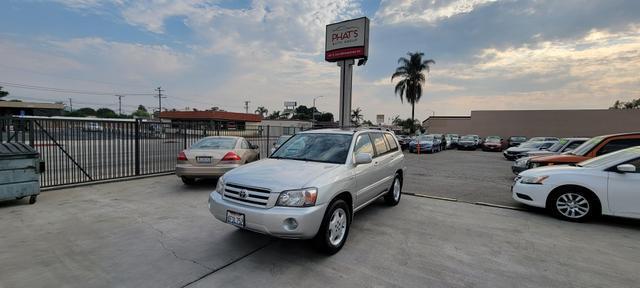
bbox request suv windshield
[270,133,352,164]
[519,142,542,149]
[548,139,569,152]
[190,138,237,150]
[579,147,639,168]
[570,136,605,156]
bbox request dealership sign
[325,17,369,62]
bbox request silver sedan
[176,136,260,185]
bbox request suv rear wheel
[314,199,350,255]
[384,174,402,206]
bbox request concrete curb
[404,192,528,211]
[404,192,458,202]
[474,201,528,211]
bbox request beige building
[423,109,640,139]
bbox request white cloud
[375,0,499,25]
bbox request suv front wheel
[314,199,350,255]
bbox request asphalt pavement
[403,149,521,207]
[1,175,639,288]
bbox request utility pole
[244,101,250,114]
[115,95,125,115]
[312,95,324,125]
[68,98,73,112]
[154,87,166,118]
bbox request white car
[512,146,640,221]
[209,129,406,254]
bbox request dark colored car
[507,136,527,147]
[482,136,503,152]
[396,135,411,150]
[503,141,557,160]
[457,135,478,150]
[432,134,446,150]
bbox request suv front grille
[224,183,272,207]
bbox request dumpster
[0,143,41,204]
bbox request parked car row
[511,132,640,222]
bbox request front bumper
[208,192,327,239]
[176,164,240,177]
[512,182,548,208]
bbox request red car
[482,136,503,152]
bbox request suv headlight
[215,178,225,194]
[515,158,528,167]
[520,175,548,185]
[276,188,318,207]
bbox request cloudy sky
[1,0,639,122]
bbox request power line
[0,81,155,96]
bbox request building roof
[159,110,262,122]
[0,101,65,110]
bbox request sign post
[326,17,369,128]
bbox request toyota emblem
[239,189,248,199]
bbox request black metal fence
[1,116,303,188]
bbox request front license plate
[226,211,245,227]
[196,156,212,164]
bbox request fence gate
[1,116,300,188]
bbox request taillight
[177,151,187,161]
[221,151,241,161]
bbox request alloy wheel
[328,208,347,246]
[556,193,590,219]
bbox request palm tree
[255,106,268,117]
[351,107,363,127]
[391,52,435,131]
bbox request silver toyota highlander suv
[209,129,406,254]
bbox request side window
[384,133,398,151]
[370,133,390,156]
[564,141,583,152]
[624,158,640,173]
[241,139,250,149]
[540,142,554,149]
[597,139,640,156]
[354,134,374,155]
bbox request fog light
[283,218,298,231]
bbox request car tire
[548,188,598,222]
[313,199,350,255]
[181,176,197,185]
[384,174,402,206]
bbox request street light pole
[312,95,324,126]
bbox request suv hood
[221,158,342,192]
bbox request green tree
[96,108,117,118]
[267,110,281,119]
[132,105,150,118]
[255,106,268,117]
[391,51,435,132]
[292,105,318,120]
[0,86,8,100]
[317,112,334,122]
[611,98,640,109]
[350,107,363,127]
[76,107,97,116]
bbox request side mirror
[616,164,636,173]
[251,144,259,149]
[354,153,373,165]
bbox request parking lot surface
[404,149,520,207]
[2,175,639,288]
